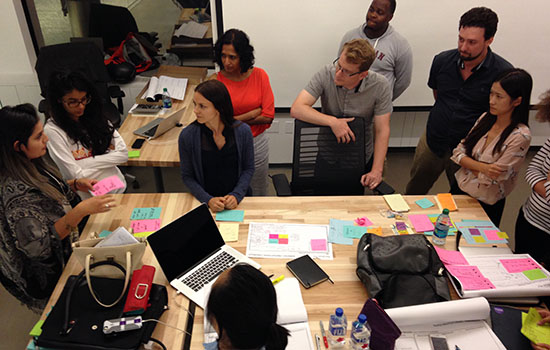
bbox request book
[145,75,188,101]
[286,254,332,289]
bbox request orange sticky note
[367,227,382,236]
[437,193,457,211]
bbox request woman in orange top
[215,29,275,196]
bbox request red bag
[105,32,153,73]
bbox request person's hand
[223,195,238,209]
[75,178,98,192]
[361,169,383,190]
[481,163,505,180]
[208,197,225,212]
[531,342,550,350]
[530,310,550,350]
[329,117,355,144]
[79,194,116,215]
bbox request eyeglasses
[333,58,363,77]
[62,95,91,108]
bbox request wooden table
[35,194,492,349]
[118,66,205,192]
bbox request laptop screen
[147,203,225,281]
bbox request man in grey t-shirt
[290,39,392,190]
[338,0,412,101]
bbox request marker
[272,275,285,285]
[319,321,329,348]
[315,334,321,350]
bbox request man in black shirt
[406,7,513,195]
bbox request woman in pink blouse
[451,68,532,226]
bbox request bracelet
[73,178,79,191]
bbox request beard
[460,50,483,62]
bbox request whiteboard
[218,0,550,107]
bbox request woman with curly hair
[44,71,128,199]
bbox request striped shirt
[523,138,550,234]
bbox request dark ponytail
[265,323,290,350]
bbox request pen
[272,275,285,285]
[319,320,329,348]
[315,334,321,350]
[267,274,274,279]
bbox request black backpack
[356,233,450,309]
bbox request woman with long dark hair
[44,71,128,199]
[0,104,114,312]
[178,80,254,212]
[214,29,274,196]
[451,68,532,226]
[205,264,289,350]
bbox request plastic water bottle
[433,208,451,246]
[328,307,348,349]
[350,314,371,350]
[162,88,172,109]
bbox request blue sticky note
[131,207,162,221]
[328,219,354,245]
[99,230,112,238]
[216,210,245,222]
[415,198,434,209]
[343,225,367,239]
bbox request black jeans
[450,186,506,227]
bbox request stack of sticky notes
[383,194,410,212]
[130,207,162,237]
[435,193,457,211]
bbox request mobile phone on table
[131,139,145,149]
[429,335,450,350]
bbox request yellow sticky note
[473,236,486,243]
[133,231,154,238]
[383,194,410,212]
[497,231,509,239]
[219,222,239,242]
[279,234,289,239]
[367,227,383,236]
[521,307,550,344]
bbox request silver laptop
[147,203,260,309]
[133,107,185,139]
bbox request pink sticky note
[446,265,483,278]
[459,277,496,291]
[408,214,435,233]
[500,258,541,273]
[131,219,161,233]
[434,246,469,266]
[311,239,328,251]
[279,238,288,245]
[355,217,374,227]
[91,175,125,196]
[269,234,278,239]
[484,229,504,241]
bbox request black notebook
[286,254,333,289]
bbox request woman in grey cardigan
[178,80,254,212]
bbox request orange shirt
[217,67,275,137]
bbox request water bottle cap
[358,314,367,323]
[335,307,343,317]
[163,88,168,92]
[442,208,449,215]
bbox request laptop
[147,203,260,308]
[133,107,185,139]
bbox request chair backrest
[89,3,138,51]
[291,118,366,195]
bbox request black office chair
[35,42,124,128]
[271,119,395,196]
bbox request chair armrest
[107,85,125,98]
[270,174,292,197]
[373,180,395,195]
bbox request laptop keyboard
[182,251,238,292]
[143,125,158,137]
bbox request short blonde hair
[342,39,376,72]
[536,89,550,123]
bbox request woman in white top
[451,68,532,226]
[44,71,128,199]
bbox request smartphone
[429,336,450,350]
[131,139,145,149]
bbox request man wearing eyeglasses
[291,39,392,190]
[338,0,412,101]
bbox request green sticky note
[29,319,44,337]
[343,225,367,239]
[523,269,548,281]
[521,307,550,344]
[133,231,154,238]
[131,207,162,220]
[415,198,434,209]
[473,236,486,243]
[216,210,245,222]
[128,150,140,158]
[99,230,111,238]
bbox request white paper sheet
[146,76,188,101]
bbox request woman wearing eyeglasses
[44,71,128,199]
[214,29,274,196]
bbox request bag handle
[85,251,132,308]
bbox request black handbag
[36,267,168,350]
[356,233,450,309]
